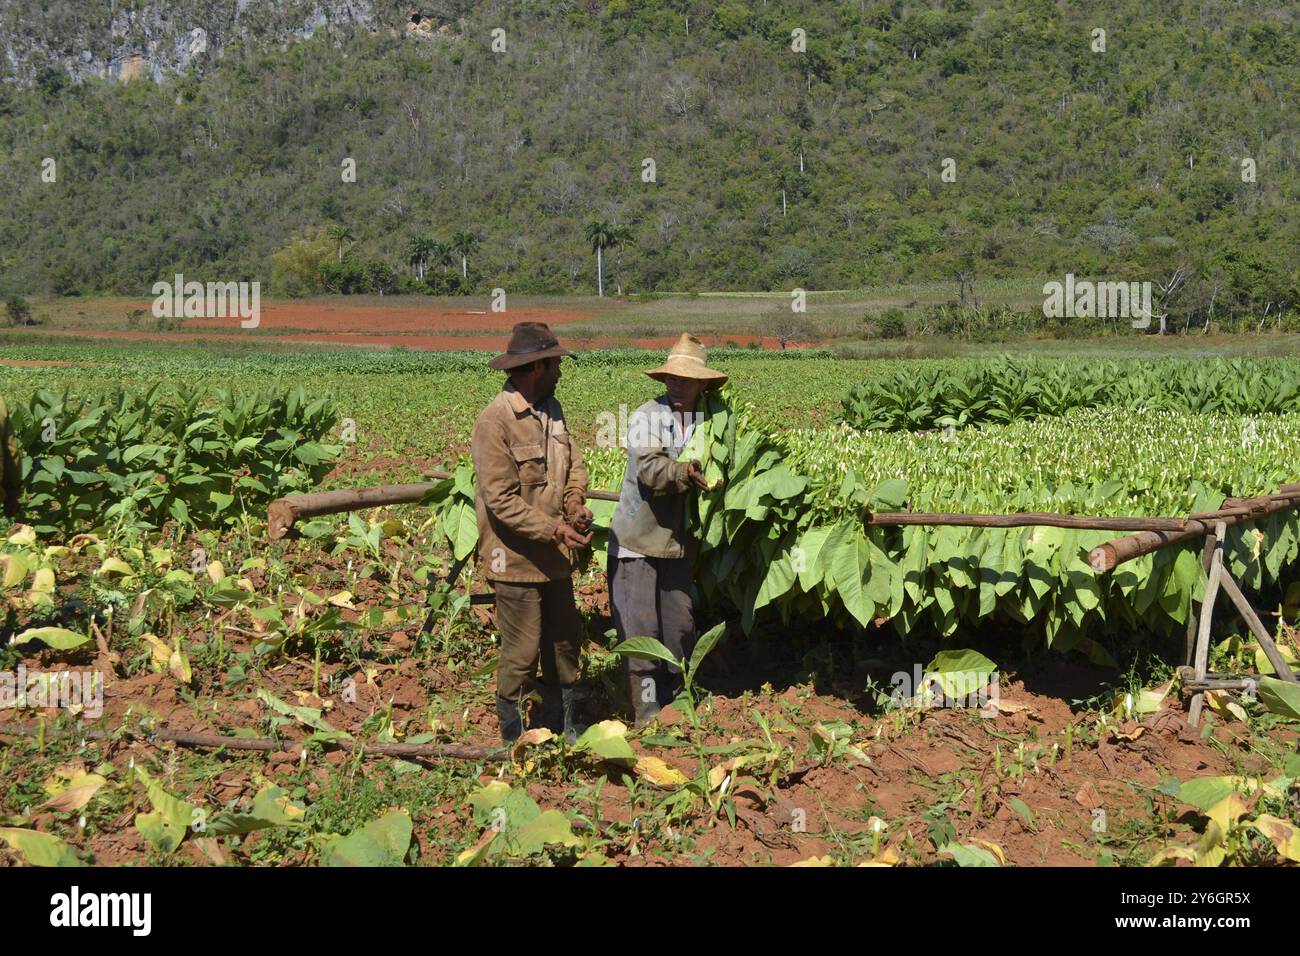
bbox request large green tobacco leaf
[11,385,342,534]
[926,649,998,699]
[133,766,198,855]
[0,828,85,867]
[207,785,307,836]
[1256,676,1300,720]
[610,636,679,668]
[322,810,412,867]
[572,720,636,762]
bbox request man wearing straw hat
[472,322,593,745]
[608,333,727,726]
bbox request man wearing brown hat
[0,395,22,519]
[608,333,727,726]
[472,322,593,744]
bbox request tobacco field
[2,343,1300,869]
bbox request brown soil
[6,299,812,352]
[179,302,583,333]
[5,607,1281,868]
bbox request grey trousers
[609,555,695,717]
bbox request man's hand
[566,503,594,534]
[682,460,712,491]
[554,521,593,550]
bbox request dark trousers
[609,555,695,717]
[493,579,583,701]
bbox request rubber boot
[628,670,662,729]
[537,682,564,734]
[496,695,524,746]
[561,686,586,745]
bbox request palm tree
[431,240,454,274]
[406,235,434,281]
[585,220,617,297]
[449,230,481,278]
[775,169,794,216]
[610,224,635,296]
[328,224,355,263]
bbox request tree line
[0,0,1295,331]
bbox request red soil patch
[178,302,591,334]
[21,327,791,351]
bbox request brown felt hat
[645,333,728,389]
[489,322,574,370]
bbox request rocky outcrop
[0,0,396,84]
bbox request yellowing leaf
[141,633,172,672]
[708,757,741,792]
[326,590,355,609]
[205,561,226,584]
[1147,845,1197,866]
[979,698,1032,717]
[790,855,834,867]
[1,553,29,588]
[95,557,136,578]
[511,728,554,766]
[1204,793,1251,835]
[1194,819,1227,867]
[572,720,635,763]
[1204,690,1248,723]
[454,827,497,867]
[634,756,688,789]
[41,766,107,813]
[971,838,1007,865]
[7,524,36,546]
[1252,814,1300,863]
[13,627,91,651]
[1134,679,1173,715]
[30,567,54,594]
[0,827,84,866]
[1253,643,1298,677]
[168,645,192,685]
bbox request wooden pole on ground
[0,721,504,763]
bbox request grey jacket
[608,397,697,561]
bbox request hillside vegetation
[1,0,1297,328]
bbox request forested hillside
[1,0,1297,322]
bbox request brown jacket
[470,384,588,583]
[0,396,21,518]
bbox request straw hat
[644,333,728,389]
[488,322,573,370]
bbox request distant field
[4,281,1046,351]
[9,332,1300,470]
